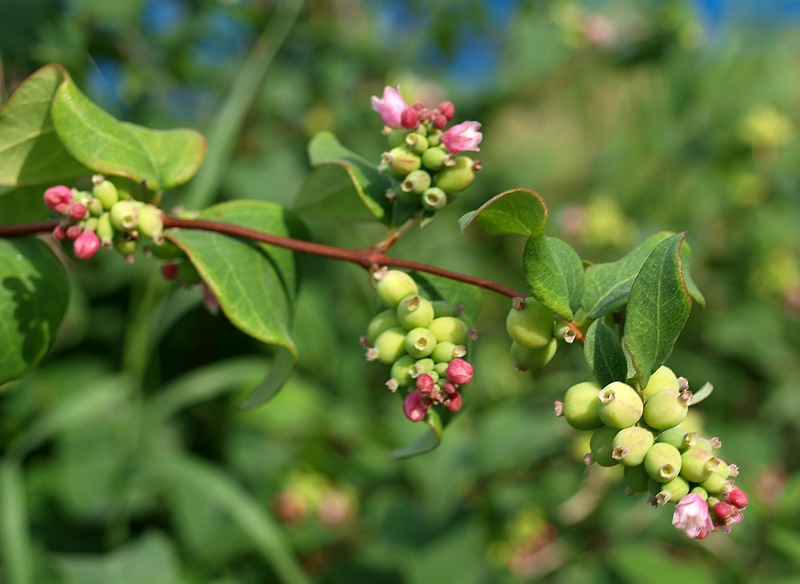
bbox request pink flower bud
[371,86,409,129]
[73,230,100,259]
[713,501,735,521]
[445,391,463,412]
[43,185,74,214]
[66,224,83,239]
[416,373,435,392]
[68,203,88,221]
[432,114,448,130]
[446,358,473,385]
[400,108,419,129]
[672,494,714,539]
[403,390,431,422]
[437,101,455,120]
[725,486,749,509]
[441,121,482,154]
[52,223,68,241]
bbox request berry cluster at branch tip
[371,86,482,214]
[43,176,164,262]
[362,268,477,423]
[554,366,749,539]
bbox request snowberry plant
[0,65,748,540]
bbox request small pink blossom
[445,391,463,413]
[403,390,431,422]
[416,373,435,393]
[725,486,749,509]
[73,230,100,259]
[68,203,87,221]
[441,121,482,154]
[371,86,409,129]
[672,494,714,539]
[43,185,74,214]
[446,358,474,385]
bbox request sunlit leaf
[523,235,584,320]
[458,188,547,236]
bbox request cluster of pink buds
[672,485,749,539]
[371,86,483,213]
[43,176,164,262]
[404,358,473,421]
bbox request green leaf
[167,201,306,402]
[147,452,311,584]
[0,64,88,187]
[0,237,69,386]
[623,233,694,388]
[56,532,181,584]
[293,131,394,222]
[458,188,547,236]
[0,186,55,225]
[237,347,297,409]
[390,409,444,459]
[582,231,673,320]
[412,272,482,325]
[678,239,706,307]
[584,320,628,386]
[0,461,33,584]
[50,71,206,190]
[523,235,584,320]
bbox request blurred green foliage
[1,0,800,582]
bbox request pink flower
[73,230,100,259]
[672,494,714,539]
[43,185,74,214]
[371,86,409,129]
[403,390,431,422]
[441,121,482,154]
[725,486,749,509]
[446,358,474,385]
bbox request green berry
[643,390,689,430]
[93,179,119,210]
[421,146,449,170]
[597,382,643,429]
[404,328,437,359]
[390,355,416,387]
[612,426,655,467]
[642,365,679,400]
[505,297,554,349]
[510,338,557,371]
[405,132,429,154]
[110,200,139,231]
[373,327,407,365]
[433,361,449,378]
[386,146,421,176]
[431,341,461,363]
[387,129,409,149]
[680,447,719,483]
[656,426,691,451]
[113,233,138,256]
[367,309,400,343]
[95,212,114,246]
[650,475,690,505]
[375,270,418,309]
[589,426,619,467]
[421,187,448,211]
[401,169,432,195]
[690,486,708,500]
[434,155,476,194]
[624,464,651,493]
[137,204,164,239]
[698,468,729,495]
[396,295,435,330]
[561,381,602,430]
[644,442,682,483]
[427,316,469,345]
[412,358,436,377]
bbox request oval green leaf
[0,237,69,386]
[581,231,673,320]
[51,71,206,190]
[0,64,89,186]
[458,188,547,236]
[293,131,394,223]
[390,409,444,459]
[523,234,584,320]
[584,320,628,387]
[623,233,693,388]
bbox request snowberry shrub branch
[0,66,748,540]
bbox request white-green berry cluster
[505,297,559,372]
[362,268,476,422]
[555,366,749,538]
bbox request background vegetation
[1,1,799,582]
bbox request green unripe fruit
[642,365,680,400]
[427,316,469,345]
[405,132,429,154]
[87,197,104,217]
[589,426,619,467]
[421,146,449,170]
[387,129,409,149]
[505,298,554,349]
[113,233,138,256]
[412,358,435,377]
[699,469,729,495]
[396,295,434,330]
[373,327,407,365]
[387,146,421,176]
[657,426,690,451]
[93,179,119,210]
[431,300,459,318]
[95,212,114,246]
[650,476,690,505]
[421,187,448,211]
[693,436,718,451]
[510,338,557,371]
[433,361,449,378]
[367,309,401,344]
[690,486,708,501]
[110,200,139,231]
[597,382,643,429]
[401,169,432,195]
[137,204,164,239]
[643,390,689,430]
[405,327,437,359]
[612,426,655,467]
[561,381,602,430]
[644,442,682,483]
[680,447,719,483]
[390,355,416,387]
[434,155,476,194]
[426,130,442,147]
[624,464,651,493]
[375,270,418,309]
[431,341,460,363]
